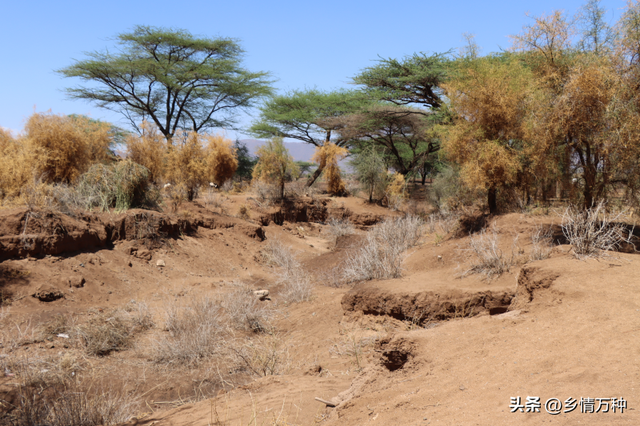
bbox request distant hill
[239,139,316,162]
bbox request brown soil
[1,194,639,426]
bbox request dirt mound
[342,286,514,324]
[0,208,109,260]
[0,206,265,260]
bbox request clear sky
[1,0,628,139]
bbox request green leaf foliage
[59,26,274,140]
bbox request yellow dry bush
[311,143,348,195]
[25,112,114,184]
[0,132,42,201]
[386,172,406,198]
[202,133,238,186]
[252,137,300,199]
[165,131,207,201]
[126,121,166,184]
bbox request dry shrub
[152,296,224,364]
[164,131,237,201]
[229,332,292,377]
[76,159,155,211]
[261,239,313,303]
[326,217,355,238]
[530,225,554,261]
[165,131,207,201]
[203,134,238,186]
[25,112,114,184]
[76,311,135,356]
[125,121,166,184]
[251,180,279,206]
[561,202,634,259]
[252,138,300,199]
[0,134,42,202]
[237,204,250,219]
[462,226,517,278]
[385,172,406,210]
[311,143,348,196]
[223,283,276,332]
[342,216,423,282]
[0,369,139,426]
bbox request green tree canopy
[352,52,451,111]
[59,26,274,141]
[250,89,369,147]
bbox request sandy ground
[1,191,639,425]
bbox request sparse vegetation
[342,216,423,282]
[152,296,225,364]
[561,202,634,259]
[252,137,300,199]
[326,217,355,238]
[261,238,313,303]
[462,226,518,278]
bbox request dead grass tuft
[223,283,276,332]
[561,201,634,259]
[261,239,313,303]
[152,296,224,364]
[342,216,423,282]
[462,225,517,278]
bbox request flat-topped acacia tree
[58,26,274,142]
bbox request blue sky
[1,0,628,139]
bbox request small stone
[156,259,166,267]
[32,287,64,302]
[253,290,270,300]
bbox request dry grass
[251,181,279,207]
[561,201,634,259]
[223,283,276,332]
[0,369,139,426]
[260,239,313,303]
[462,226,517,278]
[530,225,554,261]
[152,296,225,364]
[342,216,423,283]
[228,332,292,377]
[326,217,355,238]
[76,311,135,356]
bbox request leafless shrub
[126,300,155,331]
[228,332,292,377]
[329,328,379,371]
[223,284,275,332]
[251,181,279,207]
[261,238,313,303]
[561,201,634,259]
[342,216,423,282]
[326,217,355,238]
[285,179,307,198]
[0,375,139,426]
[76,311,134,356]
[152,296,224,364]
[462,226,516,278]
[426,211,459,236]
[530,225,554,261]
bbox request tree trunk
[306,163,325,187]
[306,130,331,188]
[488,187,498,215]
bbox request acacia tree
[252,137,300,199]
[443,54,534,214]
[353,53,450,111]
[325,104,441,180]
[59,26,273,141]
[250,89,367,186]
[513,6,640,209]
